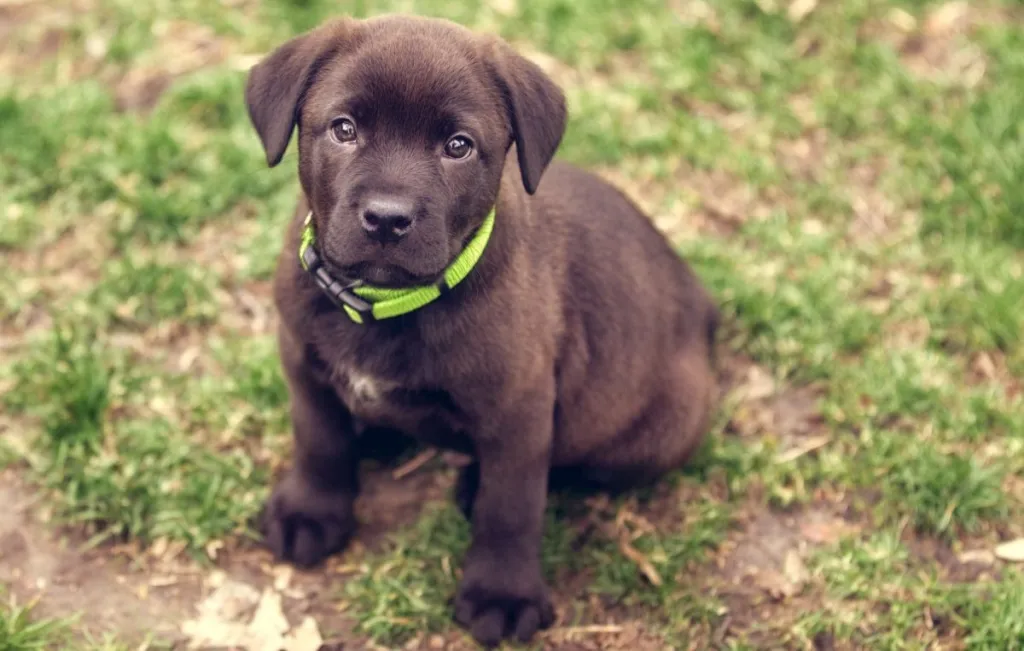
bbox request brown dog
[245,14,719,647]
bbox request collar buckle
[300,232,375,322]
[313,267,375,322]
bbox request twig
[392,449,437,480]
[548,625,625,637]
[618,537,663,587]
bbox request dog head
[245,15,567,287]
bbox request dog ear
[245,20,357,167]
[491,45,568,195]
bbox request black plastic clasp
[302,246,375,321]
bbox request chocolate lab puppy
[245,14,719,647]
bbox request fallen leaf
[489,0,517,16]
[181,578,261,649]
[973,352,997,380]
[205,539,224,560]
[775,435,831,463]
[244,589,290,651]
[958,549,995,566]
[178,345,201,372]
[802,218,825,235]
[149,575,179,588]
[887,8,917,32]
[783,551,809,587]
[149,537,169,559]
[799,518,853,545]
[283,616,323,651]
[787,0,817,22]
[273,565,294,592]
[756,569,798,600]
[741,366,776,401]
[994,538,1024,562]
[925,1,969,36]
[553,625,625,637]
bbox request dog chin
[337,260,441,288]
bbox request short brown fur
[246,14,719,647]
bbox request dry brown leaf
[973,352,997,380]
[273,565,294,592]
[887,8,917,32]
[148,575,179,588]
[756,569,797,600]
[787,0,817,22]
[741,366,776,401]
[489,0,517,16]
[181,579,319,651]
[205,539,223,561]
[775,435,831,463]
[925,1,969,36]
[799,518,853,545]
[245,590,290,650]
[283,616,324,651]
[783,550,809,587]
[180,578,260,649]
[551,624,625,637]
[994,538,1024,562]
[958,549,996,566]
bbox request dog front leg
[454,386,556,647]
[261,327,359,567]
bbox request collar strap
[299,209,495,323]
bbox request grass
[0,593,136,651]
[797,532,1024,650]
[0,597,70,651]
[345,505,469,642]
[1,0,1022,647]
[3,325,266,551]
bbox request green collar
[299,209,495,323]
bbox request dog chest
[334,366,396,416]
[331,364,465,440]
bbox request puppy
[245,14,719,647]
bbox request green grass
[795,532,1024,650]
[0,594,137,651]
[345,505,469,642]
[0,598,70,651]
[1,0,1022,646]
[344,488,731,646]
[3,325,266,551]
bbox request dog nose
[360,196,415,242]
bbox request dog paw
[259,472,356,568]
[453,563,555,647]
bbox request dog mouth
[322,257,441,288]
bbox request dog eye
[331,118,357,144]
[443,135,473,159]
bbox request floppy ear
[492,45,568,194]
[245,20,357,167]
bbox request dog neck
[298,209,496,324]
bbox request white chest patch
[349,371,384,403]
[337,367,398,412]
